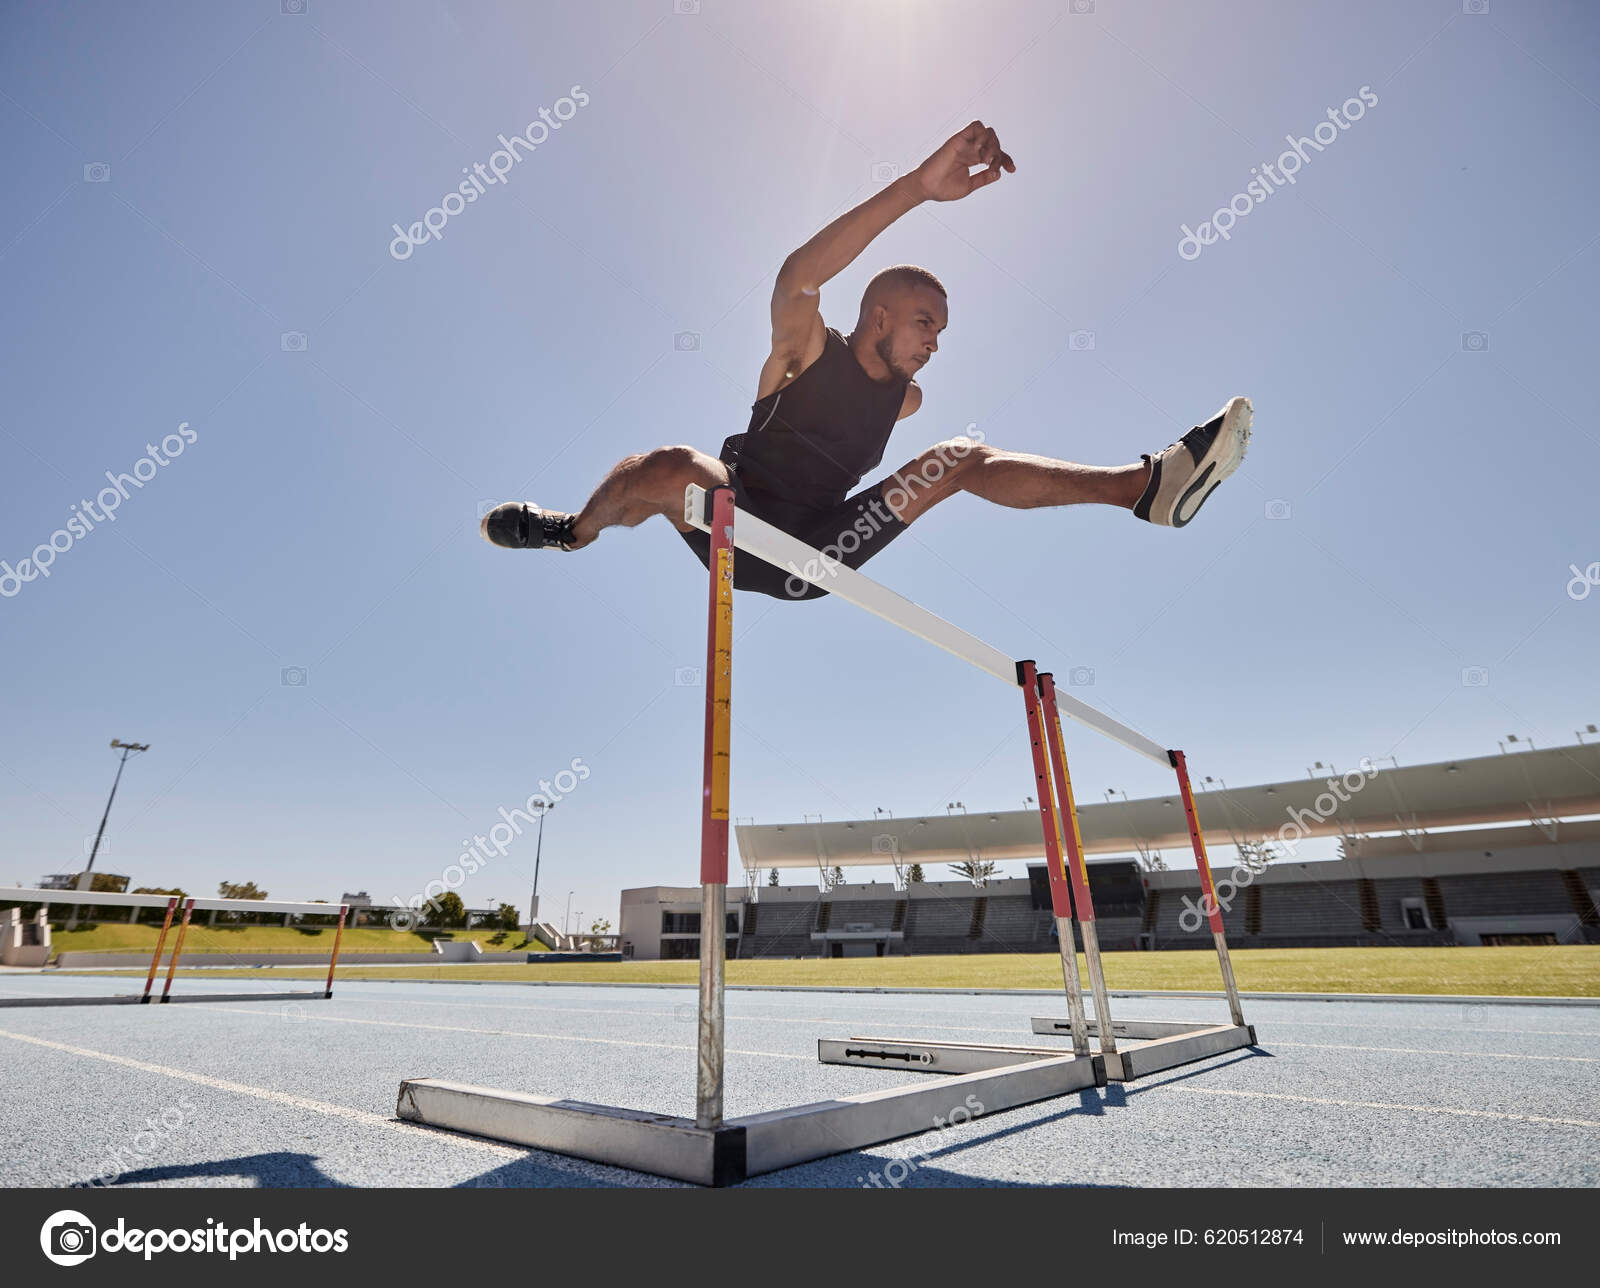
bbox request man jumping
[481,121,1252,599]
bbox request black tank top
[720,326,908,511]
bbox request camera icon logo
[674,0,701,12]
[82,162,110,183]
[1068,665,1095,686]
[282,0,308,12]
[1461,666,1490,687]
[281,331,308,352]
[1462,0,1488,13]
[674,331,700,352]
[1068,329,1095,351]
[1071,0,1096,12]
[1461,330,1489,352]
[281,666,308,687]
[40,1210,97,1266]
[871,162,900,184]
[674,665,702,686]
[1264,499,1292,520]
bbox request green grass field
[46,922,540,956]
[69,946,1600,996]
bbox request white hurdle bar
[681,484,1171,766]
[397,483,1253,1183]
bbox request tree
[907,863,924,884]
[130,886,185,925]
[217,881,267,900]
[948,860,997,888]
[61,872,129,894]
[497,902,520,930]
[767,868,779,887]
[422,891,466,928]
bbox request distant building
[38,873,130,893]
[340,891,373,907]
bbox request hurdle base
[1028,1016,1257,1080]
[398,1051,1097,1186]
[0,989,334,1010]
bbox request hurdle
[396,483,1253,1183]
[0,887,349,1008]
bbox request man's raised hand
[912,121,1016,202]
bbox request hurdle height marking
[696,486,736,1130]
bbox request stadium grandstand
[619,742,1600,959]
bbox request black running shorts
[678,472,907,601]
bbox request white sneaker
[1133,396,1252,528]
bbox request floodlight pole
[69,739,149,930]
[529,800,553,924]
[696,486,735,1130]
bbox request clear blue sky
[2,1,1595,927]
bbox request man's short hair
[862,264,947,305]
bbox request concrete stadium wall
[52,950,535,968]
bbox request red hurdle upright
[1170,748,1245,1027]
[1037,669,1119,1055]
[1018,661,1090,1057]
[140,896,180,1003]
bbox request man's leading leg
[874,396,1251,530]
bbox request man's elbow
[776,253,818,297]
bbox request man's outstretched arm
[762,121,1015,391]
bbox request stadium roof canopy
[734,742,1600,870]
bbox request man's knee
[899,439,993,496]
[642,444,723,492]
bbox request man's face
[872,285,948,382]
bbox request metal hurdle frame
[0,888,348,1008]
[396,483,1252,1184]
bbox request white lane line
[191,1005,812,1060]
[1272,1041,1600,1064]
[0,1027,529,1159]
[241,991,1600,1045]
[176,996,1600,1057]
[1159,1085,1600,1129]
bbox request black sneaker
[479,502,577,550]
[1133,396,1252,528]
